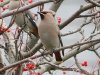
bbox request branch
[0,44,6,50]
[94,51,100,59]
[50,0,64,12]
[0,38,100,73]
[3,32,16,63]
[0,0,53,19]
[38,62,89,74]
[20,40,43,58]
[87,0,100,7]
[78,10,100,17]
[61,20,91,36]
[0,50,5,74]
[74,56,91,75]
[39,39,100,74]
[0,0,10,7]
[60,1,100,29]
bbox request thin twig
[74,56,91,75]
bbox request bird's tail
[54,51,62,62]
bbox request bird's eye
[53,14,55,17]
[42,12,47,14]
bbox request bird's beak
[37,12,44,15]
[37,12,43,15]
[37,12,44,19]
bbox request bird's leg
[49,48,55,56]
[39,48,52,62]
[42,49,54,62]
[43,55,52,62]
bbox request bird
[9,0,39,38]
[38,10,64,62]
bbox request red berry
[23,68,28,71]
[0,29,2,33]
[98,60,100,64]
[2,27,6,31]
[63,71,66,75]
[84,64,87,66]
[0,0,3,2]
[84,61,88,66]
[57,17,61,24]
[37,72,41,75]
[26,63,35,69]
[28,0,32,3]
[81,61,88,67]
[2,7,6,11]
[7,30,10,32]
[81,63,85,66]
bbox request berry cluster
[81,61,88,67]
[28,0,33,3]
[0,26,10,33]
[0,0,3,2]
[22,63,41,75]
[57,17,61,25]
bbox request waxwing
[9,0,39,38]
[38,10,64,62]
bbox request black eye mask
[41,12,47,14]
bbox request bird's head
[38,10,55,20]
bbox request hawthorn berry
[0,0,3,2]
[26,63,35,70]
[36,72,41,75]
[0,27,10,32]
[7,30,10,32]
[81,61,88,67]
[98,60,100,64]
[28,0,32,3]
[23,67,28,71]
[57,17,61,24]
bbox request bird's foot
[49,48,55,56]
[56,61,63,64]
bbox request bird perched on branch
[9,0,39,38]
[38,10,64,62]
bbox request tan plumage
[9,0,39,38]
[38,10,63,61]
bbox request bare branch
[0,38,100,73]
[0,0,10,7]
[60,1,100,29]
[94,51,100,59]
[38,62,89,74]
[20,40,43,58]
[87,0,100,7]
[78,11,100,17]
[50,0,63,12]
[0,0,53,19]
[74,56,91,75]
[61,20,91,36]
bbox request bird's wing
[25,11,37,28]
[25,11,39,37]
[58,34,64,56]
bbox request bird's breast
[39,28,60,50]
